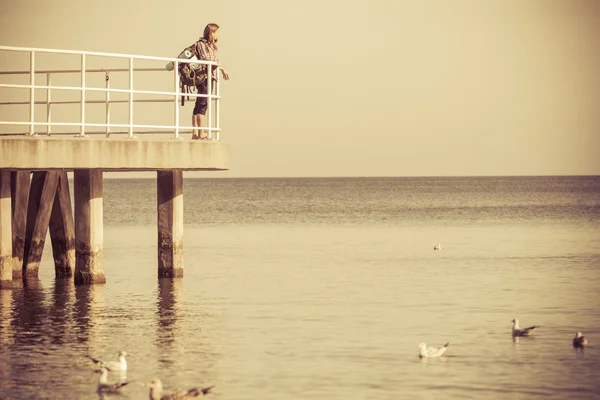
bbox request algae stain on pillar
[49,172,76,278]
[74,169,106,285]
[10,171,30,280]
[23,171,60,278]
[0,170,13,288]
[157,170,184,278]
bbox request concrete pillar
[0,170,13,289]
[49,172,75,278]
[74,169,105,284]
[23,171,59,278]
[10,171,30,279]
[157,170,183,278]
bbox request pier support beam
[74,169,105,285]
[0,170,12,288]
[23,171,59,279]
[49,172,75,278]
[10,171,30,279]
[157,170,183,278]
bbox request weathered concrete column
[10,171,30,279]
[74,169,105,284]
[0,170,13,289]
[157,170,183,278]
[49,172,76,278]
[23,171,59,278]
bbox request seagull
[418,342,449,358]
[511,319,539,337]
[148,379,214,400]
[573,332,589,348]
[96,367,129,394]
[433,244,441,250]
[86,351,128,371]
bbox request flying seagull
[96,367,129,394]
[418,342,449,358]
[511,319,539,337]
[433,244,441,250]
[86,351,128,371]
[148,378,214,400]
[573,332,589,348]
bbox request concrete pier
[74,169,105,285]
[157,170,184,278]
[0,136,230,284]
[1,42,231,287]
[23,171,59,278]
[0,170,12,288]
[0,137,229,171]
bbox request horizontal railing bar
[0,83,220,99]
[0,132,222,138]
[0,99,179,105]
[0,120,221,131]
[0,45,218,65]
[0,97,219,106]
[53,130,196,135]
[0,67,166,75]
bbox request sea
[1,176,599,400]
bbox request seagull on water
[573,332,589,348]
[87,351,128,371]
[148,378,214,400]
[96,367,129,394]
[418,342,449,358]
[433,244,441,250]
[511,319,539,337]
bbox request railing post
[105,72,110,137]
[46,72,52,136]
[216,69,220,141]
[29,51,35,136]
[174,60,180,139]
[207,63,212,139]
[80,54,86,136]
[128,57,134,138]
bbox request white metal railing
[0,45,222,139]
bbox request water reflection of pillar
[156,278,182,369]
[0,288,13,390]
[10,279,46,343]
[157,278,182,344]
[74,284,105,352]
[0,288,14,347]
[49,279,76,345]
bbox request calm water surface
[1,176,599,399]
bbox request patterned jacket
[195,38,220,80]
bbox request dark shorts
[193,81,208,115]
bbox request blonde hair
[202,23,220,48]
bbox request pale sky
[1,0,599,178]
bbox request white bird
[87,351,128,371]
[433,244,441,250]
[573,332,588,348]
[148,378,214,400]
[511,319,539,337]
[96,367,129,394]
[418,342,449,358]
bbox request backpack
[172,42,208,105]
